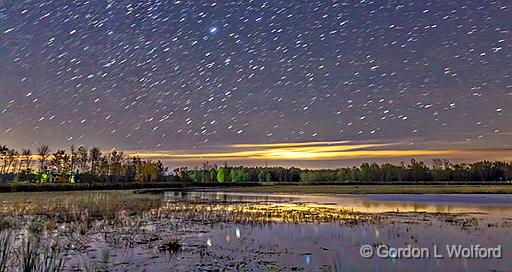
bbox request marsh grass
[0,191,382,270]
[1,190,376,228]
[0,191,161,222]
[0,217,15,232]
[0,230,64,272]
[0,231,12,272]
[40,243,63,272]
[223,184,512,194]
[0,191,158,272]
[156,200,378,224]
[0,190,490,271]
[159,239,182,259]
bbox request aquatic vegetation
[0,231,12,272]
[0,230,64,272]
[156,200,379,224]
[0,191,161,220]
[159,239,182,256]
[0,217,15,231]
[0,191,509,271]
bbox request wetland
[0,189,511,271]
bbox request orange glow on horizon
[126,141,479,162]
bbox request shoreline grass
[0,182,188,193]
[0,182,511,194]
[220,184,512,194]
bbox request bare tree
[0,145,8,174]
[77,146,89,173]
[50,150,66,174]
[20,149,32,173]
[70,145,76,173]
[5,149,18,173]
[108,150,125,178]
[89,147,101,176]
[37,145,50,172]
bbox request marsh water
[160,191,512,271]
[0,190,511,271]
[166,191,512,216]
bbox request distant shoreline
[0,182,512,194]
[218,184,512,195]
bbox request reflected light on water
[305,254,312,265]
[0,190,510,271]
[165,191,512,218]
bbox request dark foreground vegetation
[1,144,512,192]
[0,186,509,270]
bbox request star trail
[0,0,511,166]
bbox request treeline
[172,162,301,183]
[2,143,512,184]
[298,159,512,183]
[172,159,512,183]
[0,145,167,183]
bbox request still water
[158,191,512,272]
[165,191,512,217]
[2,190,510,271]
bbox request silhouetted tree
[89,147,101,176]
[37,145,50,172]
[19,149,32,173]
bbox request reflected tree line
[0,145,167,183]
[1,143,512,184]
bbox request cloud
[126,140,480,162]
[230,141,352,148]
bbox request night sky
[0,0,511,167]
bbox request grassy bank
[1,182,512,194]
[0,182,186,193]
[222,184,512,194]
[0,181,263,193]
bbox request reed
[0,231,12,272]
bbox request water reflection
[164,191,512,217]
[304,253,312,265]
[0,191,510,271]
[207,221,511,272]
[165,191,302,203]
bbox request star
[0,0,509,167]
[208,27,218,34]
